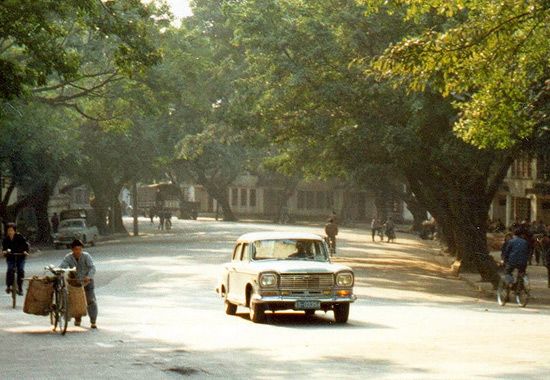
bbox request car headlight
[336,272,354,287]
[259,273,278,288]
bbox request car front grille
[279,273,334,289]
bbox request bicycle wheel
[515,276,530,307]
[57,287,69,335]
[496,278,509,306]
[11,275,17,309]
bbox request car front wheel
[333,303,350,324]
[224,300,237,315]
[249,302,266,323]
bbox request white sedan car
[217,232,357,323]
[53,218,99,249]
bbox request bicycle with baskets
[44,265,76,335]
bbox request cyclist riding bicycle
[501,227,530,286]
[2,223,29,295]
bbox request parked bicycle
[45,265,76,335]
[3,249,29,309]
[497,269,530,307]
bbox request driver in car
[289,241,312,259]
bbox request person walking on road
[371,217,382,242]
[59,239,98,329]
[384,217,396,243]
[324,218,339,256]
[541,233,550,288]
[2,223,29,295]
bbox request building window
[249,189,257,207]
[240,188,247,207]
[511,157,532,178]
[231,188,238,206]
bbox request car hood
[244,260,352,274]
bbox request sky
[165,0,193,18]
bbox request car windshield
[252,239,328,261]
[60,220,84,228]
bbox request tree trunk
[110,196,127,234]
[405,197,428,233]
[216,192,237,221]
[33,183,52,243]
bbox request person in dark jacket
[541,233,550,288]
[2,223,29,295]
[324,218,338,255]
[502,228,530,285]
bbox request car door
[233,243,251,305]
[227,243,243,303]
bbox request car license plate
[295,300,321,310]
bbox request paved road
[1,218,549,379]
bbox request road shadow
[233,311,390,330]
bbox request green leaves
[371,0,550,148]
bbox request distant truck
[137,183,199,220]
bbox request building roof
[237,231,324,243]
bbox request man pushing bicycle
[59,239,98,329]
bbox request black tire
[54,288,69,335]
[11,276,17,309]
[515,276,530,307]
[54,244,61,250]
[90,236,97,247]
[224,300,237,315]
[82,235,87,244]
[334,303,350,324]
[249,302,266,323]
[497,279,509,306]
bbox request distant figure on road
[541,233,550,288]
[324,218,338,256]
[51,213,60,234]
[501,228,530,286]
[59,239,98,329]
[370,217,382,242]
[158,209,165,231]
[384,217,396,243]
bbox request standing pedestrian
[371,217,381,242]
[2,223,29,295]
[158,209,165,231]
[324,218,338,256]
[59,239,98,329]
[541,233,550,288]
[51,213,60,234]
[384,217,396,243]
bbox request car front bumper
[251,293,356,310]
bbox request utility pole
[132,182,139,236]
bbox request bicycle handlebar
[3,250,28,257]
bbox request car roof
[236,231,324,243]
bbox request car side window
[232,244,242,261]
